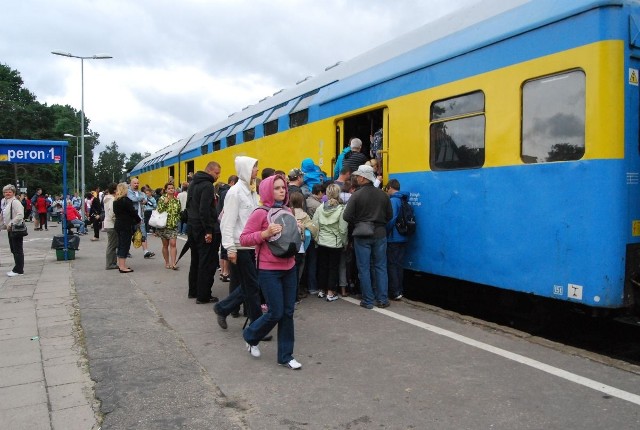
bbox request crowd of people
[0,136,412,371]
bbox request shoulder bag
[352,221,375,237]
[149,209,167,228]
[9,202,28,238]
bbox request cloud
[2,0,480,156]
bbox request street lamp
[63,133,91,196]
[52,51,112,215]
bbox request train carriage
[130,0,640,311]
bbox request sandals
[219,274,230,282]
[166,264,179,270]
[172,266,179,271]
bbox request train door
[185,160,194,183]
[339,108,386,178]
[332,120,344,177]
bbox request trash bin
[55,249,76,261]
[51,234,80,251]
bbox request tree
[125,152,149,173]
[0,63,102,196]
[94,142,127,188]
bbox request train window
[521,70,585,163]
[264,119,278,136]
[213,140,221,151]
[430,91,485,170]
[431,92,484,120]
[227,134,236,147]
[289,109,308,128]
[243,128,255,142]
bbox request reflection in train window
[521,70,585,163]
[430,91,485,170]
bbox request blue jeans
[70,219,86,234]
[387,242,406,298]
[243,267,297,364]
[353,236,389,306]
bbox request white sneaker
[6,271,23,277]
[246,342,261,358]
[317,291,325,298]
[280,358,302,370]
[326,294,339,302]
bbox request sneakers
[6,271,23,277]
[392,294,403,301]
[246,342,261,358]
[280,358,302,370]
[359,301,373,310]
[317,290,325,298]
[144,251,155,259]
[326,294,339,302]
[376,301,391,309]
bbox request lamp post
[52,51,112,217]
[63,133,91,196]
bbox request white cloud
[1,0,480,157]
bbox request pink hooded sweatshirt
[239,174,296,271]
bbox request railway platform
[2,228,640,429]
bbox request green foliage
[0,63,131,195]
[95,141,127,186]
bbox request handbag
[9,202,28,238]
[149,210,167,229]
[132,226,143,248]
[352,221,375,237]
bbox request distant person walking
[34,191,49,231]
[0,184,25,276]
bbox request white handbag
[149,210,167,228]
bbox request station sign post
[0,139,71,259]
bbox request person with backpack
[386,179,410,300]
[312,183,348,302]
[240,173,302,370]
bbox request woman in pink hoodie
[240,174,302,370]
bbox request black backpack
[395,195,416,236]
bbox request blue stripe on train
[393,159,628,307]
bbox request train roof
[131,0,631,173]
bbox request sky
[1,0,480,158]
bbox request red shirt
[66,205,82,221]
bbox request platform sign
[0,139,71,259]
[0,144,64,164]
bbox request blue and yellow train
[130,0,640,312]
